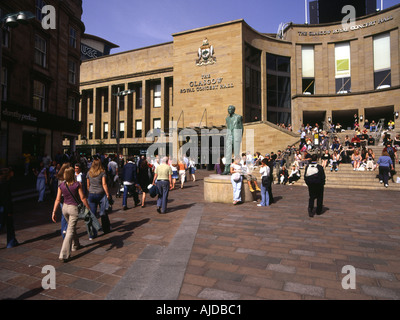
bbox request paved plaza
[1,169,400,301]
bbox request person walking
[377,150,394,188]
[304,154,326,217]
[257,159,270,207]
[107,156,118,188]
[137,158,153,208]
[0,167,19,248]
[152,156,172,214]
[51,167,90,262]
[121,156,141,210]
[188,158,196,182]
[33,162,47,202]
[230,156,243,205]
[264,154,275,205]
[87,159,112,235]
[177,158,187,189]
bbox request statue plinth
[204,174,258,204]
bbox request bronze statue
[222,105,243,175]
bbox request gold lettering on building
[180,74,234,94]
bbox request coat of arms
[196,38,216,66]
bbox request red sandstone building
[0,0,84,167]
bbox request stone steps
[252,162,400,191]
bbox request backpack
[387,146,395,158]
[304,164,322,185]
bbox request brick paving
[1,169,400,300]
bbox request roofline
[288,2,400,29]
[172,19,245,37]
[81,41,174,63]
[82,33,119,48]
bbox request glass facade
[244,43,261,123]
[266,53,291,126]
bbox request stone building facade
[76,4,400,161]
[0,0,84,167]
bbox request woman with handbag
[258,159,270,207]
[52,167,90,262]
[138,158,153,208]
[87,159,112,236]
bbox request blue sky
[82,0,400,53]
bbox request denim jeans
[88,193,106,217]
[122,184,139,207]
[231,176,242,202]
[156,180,170,213]
[60,203,68,239]
[260,183,270,206]
[36,177,46,202]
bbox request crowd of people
[217,117,399,207]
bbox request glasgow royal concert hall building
[73,4,400,158]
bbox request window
[68,60,77,84]
[1,67,7,101]
[119,121,125,139]
[244,43,262,123]
[154,83,161,108]
[69,27,77,48]
[136,85,142,109]
[1,9,10,48]
[35,0,47,21]
[68,97,76,120]
[33,80,46,112]
[335,42,351,93]
[34,35,47,68]
[373,33,391,89]
[88,90,93,114]
[267,53,291,126]
[135,120,142,138]
[89,124,93,140]
[103,123,108,139]
[153,118,161,130]
[302,46,315,94]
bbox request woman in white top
[293,150,302,169]
[230,157,243,205]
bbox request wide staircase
[286,129,400,191]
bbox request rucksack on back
[305,164,321,184]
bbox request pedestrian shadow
[71,218,150,259]
[271,196,283,203]
[18,230,60,246]
[169,202,197,211]
[1,287,44,300]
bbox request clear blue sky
[82,0,400,54]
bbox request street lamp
[0,11,35,132]
[113,88,134,166]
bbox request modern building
[309,0,377,25]
[75,3,400,161]
[0,0,85,168]
[81,33,119,61]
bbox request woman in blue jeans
[377,150,394,188]
[258,159,270,207]
[87,159,112,238]
[230,157,243,205]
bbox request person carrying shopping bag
[51,167,90,262]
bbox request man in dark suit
[121,156,141,210]
[304,154,326,217]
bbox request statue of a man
[222,105,243,175]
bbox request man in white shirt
[107,157,118,187]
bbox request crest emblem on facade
[196,38,216,66]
